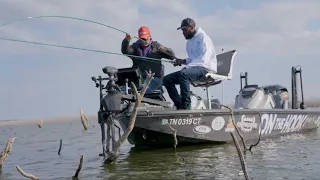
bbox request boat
[90,49,320,154]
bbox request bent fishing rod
[0,15,177,63]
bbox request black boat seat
[144,89,166,101]
[124,86,166,101]
[191,50,237,88]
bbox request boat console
[115,67,166,101]
[113,67,143,88]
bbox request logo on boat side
[237,115,258,133]
[225,117,235,132]
[314,116,320,127]
[258,113,309,135]
[211,116,225,131]
[193,125,212,134]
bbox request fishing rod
[0,15,147,43]
[0,37,174,63]
[0,15,176,63]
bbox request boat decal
[258,113,309,135]
[161,118,201,126]
[211,116,225,131]
[314,116,320,127]
[193,125,212,134]
[236,115,258,133]
[225,117,235,132]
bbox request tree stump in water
[0,137,15,174]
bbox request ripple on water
[0,120,320,179]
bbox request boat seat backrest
[191,50,237,87]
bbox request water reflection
[0,120,320,180]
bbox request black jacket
[121,38,175,78]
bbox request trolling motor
[91,66,122,115]
[91,66,125,157]
[91,66,149,157]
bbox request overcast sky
[0,0,319,120]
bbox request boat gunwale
[134,108,320,117]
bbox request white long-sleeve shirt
[185,27,217,73]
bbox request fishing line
[0,15,148,42]
[0,15,130,35]
[0,37,172,63]
[0,15,174,63]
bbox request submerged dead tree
[72,155,84,180]
[230,132,251,180]
[222,105,252,180]
[0,137,16,173]
[58,139,62,156]
[37,120,43,128]
[80,109,89,130]
[104,71,155,164]
[16,155,84,180]
[16,166,39,180]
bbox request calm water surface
[0,118,319,180]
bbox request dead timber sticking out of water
[103,70,155,164]
[0,137,15,174]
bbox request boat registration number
[161,118,201,126]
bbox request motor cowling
[234,85,276,109]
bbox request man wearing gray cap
[163,18,217,110]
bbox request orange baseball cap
[138,26,151,39]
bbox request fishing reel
[172,58,184,67]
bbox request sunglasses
[140,38,149,43]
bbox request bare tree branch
[230,132,251,180]
[37,120,43,128]
[16,165,39,180]
[58,139,62,156]
[72,155,84,180]
[80,109,88,130]
[0,137,16,173]
[167,124,178,150]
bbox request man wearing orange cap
[121,26,176,93]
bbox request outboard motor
[234,85,276,109]
[234,84,289,109]
[264,85,289,109]
[234,71,290,110]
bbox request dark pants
[163,66,208,109]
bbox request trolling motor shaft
[92,66,127,157]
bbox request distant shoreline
[0,114,98,127]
